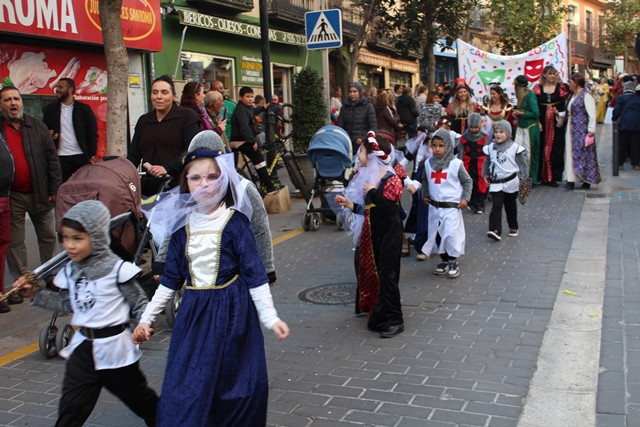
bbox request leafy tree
[602,0,640,73]
[334,0,383,93]
[291,67,326,153]
[377,0,478,89]
[486,0,566,54]
[99,0,129,156]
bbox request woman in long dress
[595,77,610,124]
[563,73,601,190]
[533,66,570,186]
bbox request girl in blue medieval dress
[131,148,289,426]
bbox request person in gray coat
[338,82,377,152]
[0,86,62,296]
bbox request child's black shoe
[433,263,449,275]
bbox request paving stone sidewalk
[0,128,625,426]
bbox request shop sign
[240,55,263,85]
[0,42,109,157]
[0,0,162,51]
[178,8,306,47]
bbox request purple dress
[158,210,269,426]
[569,89,601,184]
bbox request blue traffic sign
[305,9,342,50]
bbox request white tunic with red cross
[421,158,466,258]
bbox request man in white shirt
[43,78,98,181]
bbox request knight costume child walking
[15,200,158,426]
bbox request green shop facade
[153,5,323,103]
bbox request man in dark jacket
[0,86,62,298]
[612,81,640,170]
[338,82,377,152]
[396,87,419,139]
[0,132,13,312]
[42,78,98,181]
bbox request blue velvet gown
[157,209,270,426]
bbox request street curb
[518,125,611,427]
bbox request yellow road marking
[0,342,40,366]
[0,226,306,366]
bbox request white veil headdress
[340,131,395,246]
[142,150,253,246]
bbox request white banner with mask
[456,34,569,103]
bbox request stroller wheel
[39,325,58,359]
[55,325,75,354]
[310,213,321,231]
[302,213,312,231]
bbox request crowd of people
[1,66,640,424]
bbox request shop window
[180,52,235,100]
[389,70,411,89]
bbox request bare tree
[99,0,129,156]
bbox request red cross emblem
[431,170,448,184]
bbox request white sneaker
[487,230,502,241]
[508,228,519,237]
[416,253,430,261]
[447,260,460,278]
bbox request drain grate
[299,282,356,305]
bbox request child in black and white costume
[482,120,529,240]
[15,200,158,426]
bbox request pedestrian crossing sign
[305,9,342,50]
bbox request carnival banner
[456,34,568,104]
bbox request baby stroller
[304,125,353,231]
[36,157,168,358]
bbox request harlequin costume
[344,132,405,334]
[533,81,569,185]
[459,113,488,213]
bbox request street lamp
[567,5,575,75]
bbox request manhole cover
[299,282,356,305]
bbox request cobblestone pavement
[0,124,636,426]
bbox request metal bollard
[612,121,619,177]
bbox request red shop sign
[0,0,162,51]
[0,42,110,157]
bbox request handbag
[584,134,595,147]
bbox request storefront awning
[358,48,419,74]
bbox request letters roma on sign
[456,34,568,104]
[0,0,163,51]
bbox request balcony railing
[186,0,253,14]
[267,0,309,29]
